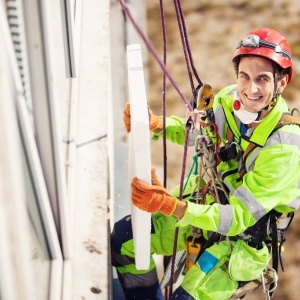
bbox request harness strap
[275,114,300,128]
[269,212,279,296]
[225,113,300,178]
[276,212,294,272]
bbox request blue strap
[240,123,247,135]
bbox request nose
[248,80,259,94]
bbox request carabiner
[261,266,278,300]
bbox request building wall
[0,0,114,299]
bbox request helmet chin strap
[232,91,274,125]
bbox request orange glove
[131,168,177,215]
[123,102,162,133]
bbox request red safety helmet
[232,28,293,83]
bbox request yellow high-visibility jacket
[153,84,300,237]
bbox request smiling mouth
[245,94,262,101]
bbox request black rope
[173,0,194,92]
[167,1,205,296]
[159,2,170,299]
[173,0,202,92]
[159,0,168,189]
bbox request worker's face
[236,56,288,113]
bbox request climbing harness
[161,110,300,298]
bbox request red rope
[168,118,192,298]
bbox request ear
[276,74,289,94]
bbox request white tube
[127,44,151,270]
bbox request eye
[238,73,248,79]
[260,76,270,82]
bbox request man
[111,28,300,300]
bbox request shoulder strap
[273,113,300,130]
[239,113,300,178]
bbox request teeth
[248,96,260,100]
